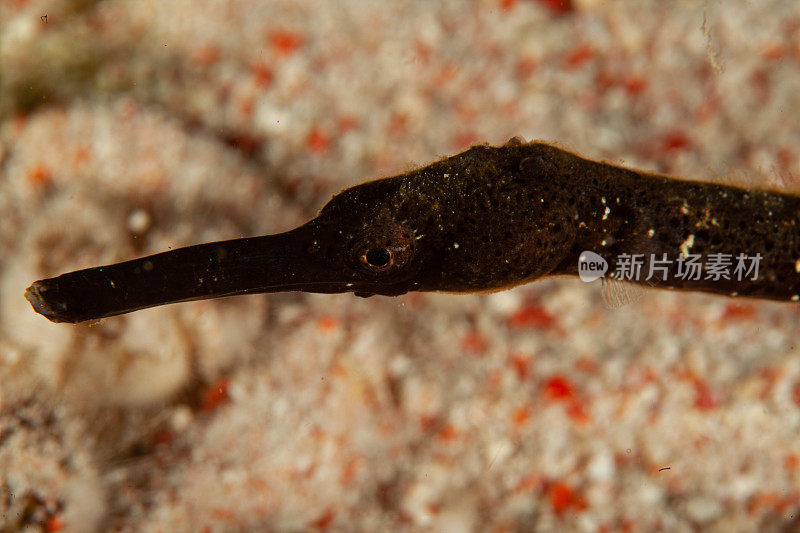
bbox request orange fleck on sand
[661,131,690,152]
[270,30,305,55]
[693,381,718,411]
[46,516,65,532]
[28,164,51,187]
[515,57,538,79]
[566,399,591,424]
[337,115,359,132]
[510,354,530,380]
[316,315,338,331]
[341,458,359,485]
[201,379,230,411]
[499,0,518,10]
[512,406,531,427]
[252,64,274,87]
[420,414,438,431]
[544,375,574,400]
[306,127,331,154]
[461,332,487,355]
[508,304,557,330]
[721,302,756,322]
[564,44,594,69]
[785,454,799,472]
[386,112,408,136]
[438,424,458,442]
[548,482,587,514]
[623,75,647,95]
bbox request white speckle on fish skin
[680,201,690,215]
[601,197,607,205]
[795,259,800,273]
[792,295,799,301]
[679,234,695,258]
[453,242,460,249]
[647,229,655,238]
[602,207,611,220]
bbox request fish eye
[361,247,393,269]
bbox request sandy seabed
[2,1,800,531]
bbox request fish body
[25,140,800,323]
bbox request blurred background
[2,0,800,531]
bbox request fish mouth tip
[25,280,72,323]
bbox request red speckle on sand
[594,70,615,93]
[512,406,531,427]
[201,379,230,411]
[46,516,65,532]
[661,131,690,153]
[721,302,756,322]
[223,132,263,156]
[693,381,718,410]
[306,127,331,154]
[438,424,458,442]
[791,383,800,408]
[386,113,408,136]
[269,31,305,55]
[452,132,479,150]
[192,45,220,66]
[548,482,587,515]
[152,430,175,447]
[545,375,574,400]
[317,315,338,331]
[515,57,538,80]
[420,415,438,431]
[510,354,531,380]
[536,0,573,14]
[508,304,557,330]
[252,64,274,88]
[28,164,51,187]
[623,75,647,95]
[564,45,595,69]
[461,332,488,355]
[566,399,591,424]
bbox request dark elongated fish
[25,139,800,323]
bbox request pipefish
[25,138,800,323]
